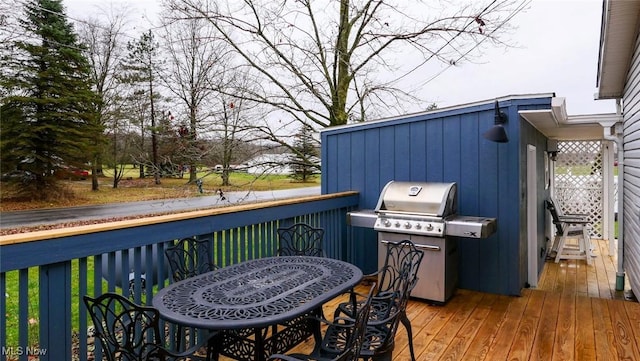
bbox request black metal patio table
[152,256,363,361]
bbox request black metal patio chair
[83,292,214,361]
[164,237,221,356]
[276,223,325,257]
[165,237,219,282]
[165,237,257,360]
[314,257,417,361]
[267,284,376,361]
[333,239,424,361]
[273,223,327,344]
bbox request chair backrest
[83,293,166,361]
[548,196,563,216]
[276,223,325,257]
[368,257,421,358]
[165,237,218,282]
[334,284,376,361]
[377,240,425,297]
[545,199,564,235]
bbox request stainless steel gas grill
[348,181,497,303]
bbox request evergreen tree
[118,30,163,184]
[288,125,320,182]
[0,0,98,199]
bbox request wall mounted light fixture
[547,139,558,161]
[483,100,509,143]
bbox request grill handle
[380,239,441,252]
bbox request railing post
[39,262,72,360]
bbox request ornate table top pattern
[153,256,363,330]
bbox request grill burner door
[378,233,457,303]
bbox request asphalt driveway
[0,187,321,229]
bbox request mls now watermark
[2,346,48,357]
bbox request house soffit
[519,97,619,140]
[596,0,640,99]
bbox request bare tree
[164,0,529,140]
[122,89,152,180]
[78,5,130,190]
[158,11,229,183]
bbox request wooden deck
[267,239,640,361]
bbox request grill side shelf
[346,210,377,228]
[444,216,497,239]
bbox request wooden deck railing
[0,191,359,361]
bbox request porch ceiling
[519,97,619,140]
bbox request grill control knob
[404,222,411,229]
[425,223,434,231]
[383,219,391,227]
[394,221,401,228]
[415,223,422,230]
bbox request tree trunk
[149,73,160,185]
[189,105,197,182]
[91,161,99,191]
[333,0,351,126]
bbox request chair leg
[551,234,561,254]
[555,226,592,265]
[400,312,416,361]
[583,228,593,265]
[205,331,222,361]
[371,352,392,361]
[554,229,569,263]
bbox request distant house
[245,154,293,175]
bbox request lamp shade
[483,124,509,143]
[483,100,509,143]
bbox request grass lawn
[4,258,106,348]
[1,166,319,212]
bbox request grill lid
[375,181,457,217]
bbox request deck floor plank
[480,289,530,360]
[607,297,640,360]
[623,300,640,343]
[592,297,619,360]
[419,291,484,361]
[529,291,560,361]
[461,294,511,361]
[437,293,496,361]
[552,293,576,361]
[575,295,596,360]
[410,290,475,359]
[507,290,545,361]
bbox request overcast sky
[64,0,616,116]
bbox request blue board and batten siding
[322,96,551,296]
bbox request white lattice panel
[554,141,603,238]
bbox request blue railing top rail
[0,191,359,272]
